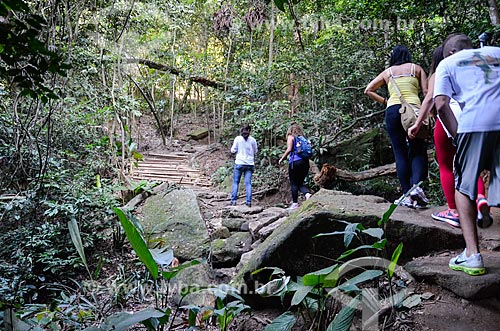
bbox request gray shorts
[454,131,500,206]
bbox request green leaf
[313,230,349,238]
[251,266,285,279]
[372,239,387,249]
[211,284,244,301]
[388,243,403,279]
[162,259,202,281]
[150,247,174,266]
[338,270,383,292]
[114,207,158,279]
[378,203,397,226]
[264,311,296,331]
[302,264,338,286]
[344,223,364,247]
[182,305,200,326]
[291,284,314,306]
[83,308,166,331]
[132,151,144,161]
[337,245,378,260]
[256,276,290,297]
[68,217,90,278]
[362,228,384,239]
[273,0,287,12]
[326,295,361,331]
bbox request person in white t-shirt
[230,124,258,207]
[434,33,500,276]
[408,45,491,229]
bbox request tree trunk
[268,6,275,72]
[169,30,177,140]
[488,0,500,25]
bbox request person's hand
[408,123,420,139]
[278,158,283,165]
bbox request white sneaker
[305,193,312,200]
[287,203,299,210]
[449,249,486,276]
[410,186,429,207]
[394,195,414,208]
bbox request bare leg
[455,190,480,256]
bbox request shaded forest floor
[128,112,500,331]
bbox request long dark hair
[389,45,412,66]
[429,45,444,76]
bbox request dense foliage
[0,0,498,328]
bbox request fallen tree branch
[124,58,224,89]
[312,150,434,186]
[313,163,396,185]
[321,109,385,147]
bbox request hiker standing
[434,33,500,276]
[278,123,312,210]
[408,45,491,229]
[365,45,429,208]
[230,124,258,207]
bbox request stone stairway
[130,152,212,188]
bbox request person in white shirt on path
[230,124,258,207]
[434,33,500,276]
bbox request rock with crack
[232,189,466,296]
[170,263,215,306]
[211,232,253,268]
[222,217,249,231]
[405,251,500,300]
[247,207,287,239]
[140,188,210,261]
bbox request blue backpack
[294,135,313,159]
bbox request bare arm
[364,71,388,106]
[435,95,457,137]
[278,135,294,164]
[408,73,435,139]
[417,65,428,96]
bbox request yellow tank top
[386,65,421,107]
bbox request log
[125,58,224,89]
[313,150,435,187]
[313,162,397,186]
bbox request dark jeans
[231,164,254,205]
[289,158,310,203]
[385,104,428,193]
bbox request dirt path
[132,114,500,331]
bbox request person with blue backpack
[278,123,312,210]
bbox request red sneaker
[477,195,493,228]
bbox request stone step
[145,152,191,158]
[130,175,211,186]
[134,168,202,174]
[405,250,500,300]
[132,151,212,188]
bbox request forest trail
[131,149,212,188]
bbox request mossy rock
[141,188,210,261]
